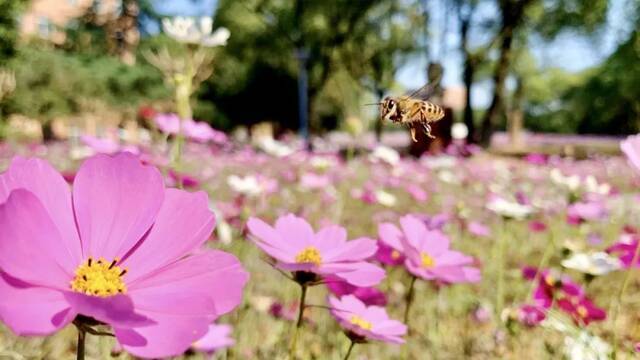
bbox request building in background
[19,0,123,44]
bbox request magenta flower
[374,241,405,266]
[247,214,385,286]
[0,154,248,358]
[566,201,608,225]
[329,295,406,344]
[557,297,606,325]
[518,305,546,327]
[607,232,640,268]
[378,215,481,283]
[325,275,387,306]
[192,324,235,353]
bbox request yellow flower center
[421,252,435,268]
[544,274,555,286]
[295,246,322,265]
[70,257,127,297]
[391,250,401,260]
[350,315,372,330]
[576,305,588,318]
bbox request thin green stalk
[403,276,417,325]
[525,231,555,301]
[289,284,308,359]
[343,340,356,360]
[495,218,508,318]
[76,327,86,360]
[611,241,640,357]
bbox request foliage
[1,44,169,121]
[0,0,24,64]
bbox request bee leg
[409,125,418,142]
[422,122,435,139]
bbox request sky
[151,0,635,107]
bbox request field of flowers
[0,120,640,359]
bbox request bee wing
[403,83,436,101]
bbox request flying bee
[377,84,445,142]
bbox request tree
[0,0,24,64]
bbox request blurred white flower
[550,168,581,192]
[162,16,230,47]
[369,145,400,165]
[584,175,611,195]
[216,220,233,245]
[256,137,294,158]
[422,155,457,169]
[563,331,611,360]
[451,122,469,140]
[561,252,621,276]
[375,189,397,207]
[310,156,333,170]
[486,197,534,220]
[227,175,261,196]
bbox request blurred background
[0,0,638,155]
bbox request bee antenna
[363,102,382,106]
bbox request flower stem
[611,241,640,357]
[403,276,417,326]
[76,327,86,360]
[525,231,555,301]
[495,218,508,319]
[343,340,356,360]
[289,284,308,359]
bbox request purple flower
[378,215,481,284]
[247,214,385,286]
[329,295,406,344]
[0,154,248,358]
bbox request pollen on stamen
[70,257,128,297]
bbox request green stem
[76,327,86,360]
[343,340,356,360]
[525,231,555,301]
[495,218,508,319]
[289,284,308,359]
[611,242,640,357]
[403,276,417,326]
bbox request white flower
[375,189,397,207]
[369,145,400,165]
[216,221,233,245]
[451,122,469,140]
[563,331,611,360]
[310,156,334,170]
[550,168,581,192]
[584,176,611,195]
[561,252,621,276]
[422,155,457,169]
[486,197,535,220]
[227,175,261,196]
[256,137,294,158]
[162,16,230,47]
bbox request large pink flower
[247,214,385,287]
[0,154,248,358]
[329,295,406,344]
[621,134,640,173]
[378,215,480,283]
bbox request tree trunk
[478,0,532,147]
[459,8,476,143]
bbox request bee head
[381,97,398,121]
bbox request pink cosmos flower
[247,214,385,286]
[374,241,405,266]
[378,215,481,283]
[325,275,387,306]
[607,232,640,268]
[192,324,235,354]
[566,201,608,225]
[329,295,406,344]
[621,134,640,173]
[80,135,140,156]
[153,113,227,144]
[518,305,546,327]
[0,154,248,358]
[468,221,491,238]
[528,220,547,233]
[557,297,606,325]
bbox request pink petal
[247,217,294,261]
[320,262,386,287]
[0,189,73,288]
[314,225,347,252]
[64,292,153,328]
[115,314,210,358]
[275,214,314,246]
[192,324,235,352]
[322,237,378,263]
[121,189,215,283]
[0,157,81,269]
[0,272,75,336]
[128,250,249,317]
[72,153,164,260]
[378,223,404,252]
